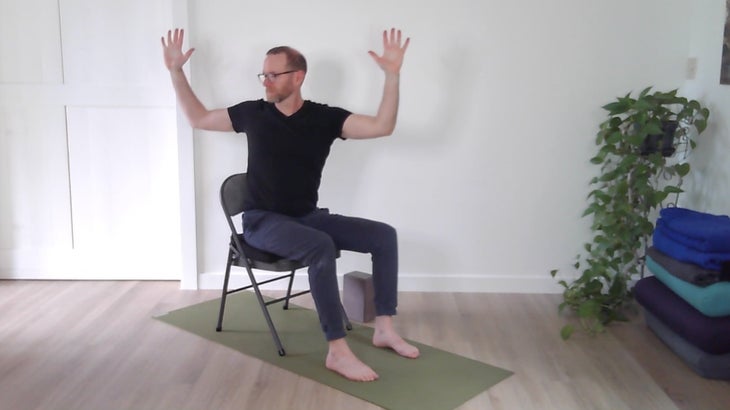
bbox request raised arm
[161,28,233,132]
[342,28,410,140]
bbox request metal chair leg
[216,249,234,332]
[340,300,353,331]
[283,269,296,310]
[247,267,287,356]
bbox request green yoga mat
[155,292,512,410]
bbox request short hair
[266,46,307,73]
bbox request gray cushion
[643,309,730,380]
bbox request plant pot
[640,120,678,157]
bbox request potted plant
[552,87,710,339]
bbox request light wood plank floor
[1,280,728,410]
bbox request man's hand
[368,28,410,74]
[161,28,195,71]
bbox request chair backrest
[220,172,287,265]
[220,173,249,235]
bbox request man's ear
[294,70,306,85]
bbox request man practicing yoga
[161,27,419,381]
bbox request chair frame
[215,173,351,356]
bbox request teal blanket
[646,256,730,317]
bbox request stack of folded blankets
[633,207,730,379]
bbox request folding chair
[215,173,351,356]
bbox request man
[161,27,418,382]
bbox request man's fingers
[162,28,189,48]
[381,28,408,49]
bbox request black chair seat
[232,234,339,271]
[232,233,293,262]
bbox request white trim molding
[198,271,567,294]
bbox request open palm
[368,28,410,74]
[161,28,195,71]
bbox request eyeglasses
[257,70,296,83]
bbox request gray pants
[243,208,398,340]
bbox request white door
[0,0,185,280]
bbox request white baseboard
[0,269,180,281]
[197,271,566,294]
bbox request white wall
[2,1,722,291]
[0,0,184,281]
[681,0,730,215]
[187,0,705,292]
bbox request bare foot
[326,338,379,382]
[372,316,420,359]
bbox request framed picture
[722,0,730,84]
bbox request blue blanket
[657,207,730,252]
[653,226,730,271]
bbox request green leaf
[588,189,612,204]
[603,101,630,115]
[585,279,604,295]
[609,117,623,128]
[550,269,558,278]
[695,119,707,133]
[701,108,710,120]
[627,132,645,146]
[606,131,622,144]
[644,122,663,136]
[608,275,627,297]
[590,155,605,165]
[663,186,684,194]
[653,191,669,204]
[578,300,601,318]
[582,204,598,217]
[632,98,653,112]
[560,324,575,340]
[599,169,620,182]
[675,162,691,177]
[618,154,638,169]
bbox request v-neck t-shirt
[227,99,351,217]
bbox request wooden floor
[1,280,728,410]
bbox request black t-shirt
[227,99,351,217]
